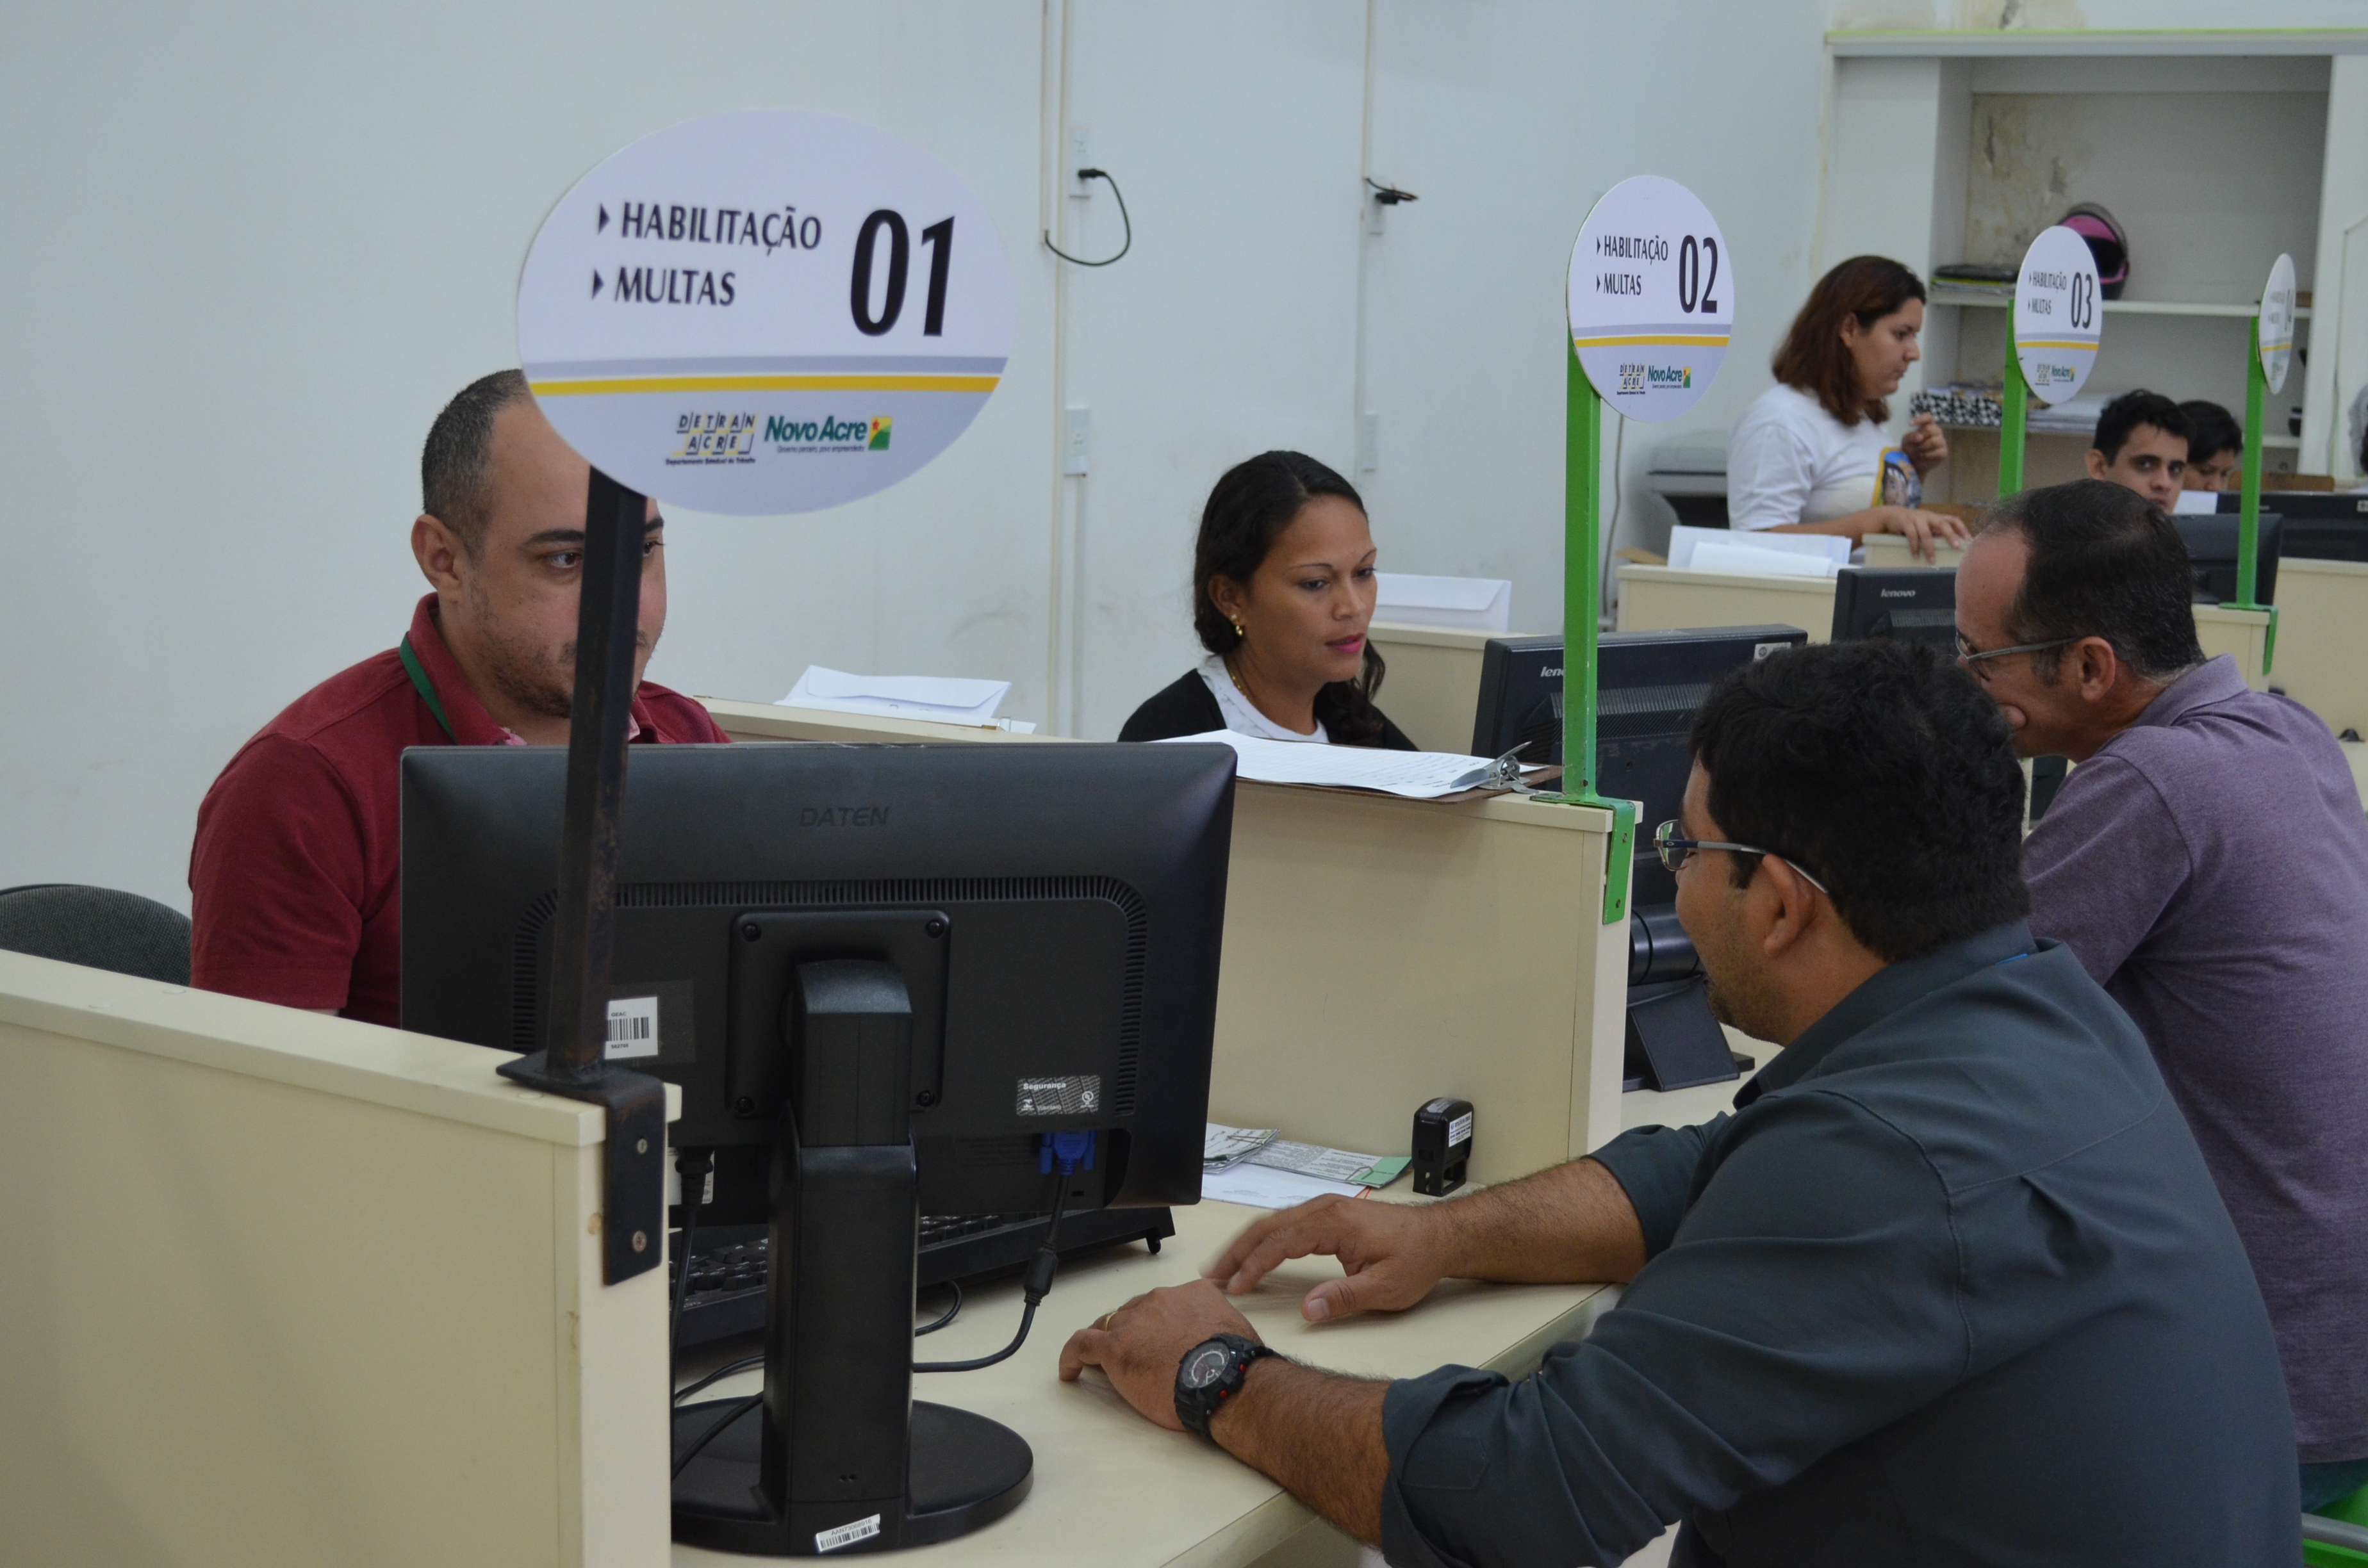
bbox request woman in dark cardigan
[1118,451,1415,749]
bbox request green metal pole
[2233,315,2277,670]
[2237,315,2265,608]
[1998,298,2029,498]
[1556,340,1636,926]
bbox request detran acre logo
[666,411,892,466]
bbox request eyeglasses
[1953,630,2081,680]
[1653,819,1830,897]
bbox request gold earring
[1229,617,1246,642]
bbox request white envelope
[1374,573,1514,633]
[778,664,1013,726]
[2171,490,2221,514]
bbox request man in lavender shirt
[1955,478,2368,1510]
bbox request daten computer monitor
[400,740,1235,1555]
[2175,512,2283,603]
[1829,567,1957,648]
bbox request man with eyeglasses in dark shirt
[1957,478,2368,1512]
[1058,638,2298,1565]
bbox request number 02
[1677,236,1721,314]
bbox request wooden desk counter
[673,1200,1616,1568]
[1365,622,1544,756]
[2273,557,2368,735]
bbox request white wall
[3,1,2364,910]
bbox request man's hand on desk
[1057,1278,1254,1432]
[1205,1158,1649,1323]
[1206,1194,1451,1321]
[1057,1277,1391,1546]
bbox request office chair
[0,883,192,986]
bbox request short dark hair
[2180,399,2242,466]
[1192,451,1392,745]
[2091,389,2191,464]
[1771,256,1927,427]
[1985,478,2205,682]
[421,370,532,554]
[1690,641,2029,963]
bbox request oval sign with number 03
[2012,225,2102,407]
[2258,252,2296,395]
[515,109,1016,515]
[1565,175,1734,423]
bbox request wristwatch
[1174,1333,1279,1442]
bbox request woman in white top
[1727,256,1969,562]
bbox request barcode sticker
[815,1514,882,1553]
[605,995,660,1061]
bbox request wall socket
[1068,128,1092,195]
[1063,406,1090,475]
[1358,411,1380,473]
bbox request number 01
[850,211,954,337]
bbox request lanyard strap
[398,635,459,743]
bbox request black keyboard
[669,1207,1176,1350]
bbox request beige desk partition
[1367,622,1541,755]
[1616,564,1834,642]
[0,953,672,1568]
[700,698,1055,746]
[1859,535,1968,572]
[698,699,1632,1181]
[1209,783,1629,1182]
[2192,603,2273,691]
[2271,557,2368,734]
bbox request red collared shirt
[190,594,728,1025]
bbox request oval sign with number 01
[2012,225,2102,407]
[2258,252,2297,395]
[515,109,1016,515]
[1565,175,1734,423]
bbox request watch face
[1181,1345,1232,1390]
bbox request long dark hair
[1771,256,1926,426]
[1191,451,1390,745]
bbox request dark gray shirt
[2025,655,2368,1463]
[1377,923,2298,1568]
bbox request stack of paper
[778,666,1033,730]
[1666,524,1848,579]
[1158,731,1543,800]
[1199,1123,1411,1209]
[1374,573,1514,633]
[1204,1123,1279,1173]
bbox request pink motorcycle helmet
[2059,203,2129,300]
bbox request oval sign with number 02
[2258,252,2297,396]
[2012,225,2102,408]
[1565,175,1734,423]
[515,109,1016,515]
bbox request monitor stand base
[672,1398,1032,1555]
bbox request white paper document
[1375,572,1514,633]
[1157,730,1539,799]
[1201,1163,1366,1210]
[778,665,1013,726]
[1668,524,1847,577]
[1246,1139,1402,1186]
[1204,1123,1279,1172]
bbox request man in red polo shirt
[190,370,727,1025]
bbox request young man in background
[2085,389,2191,509]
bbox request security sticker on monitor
[815,1514,882,1554]
[2013,225,2102,407]
[1566,175,1735,423]
[515,109,1017,514]
[1015,1075,1101,1116]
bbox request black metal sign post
[497,466,669,1284]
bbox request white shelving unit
[1818,37,2368,494]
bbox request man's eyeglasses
[1653,819,1830,897]
[1953,630,2080,679]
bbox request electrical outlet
[1063,406,1090,475]
[1068,128,1092,196]
[1358,411,1379,473]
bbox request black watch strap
[1174,1333,1279,1442]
